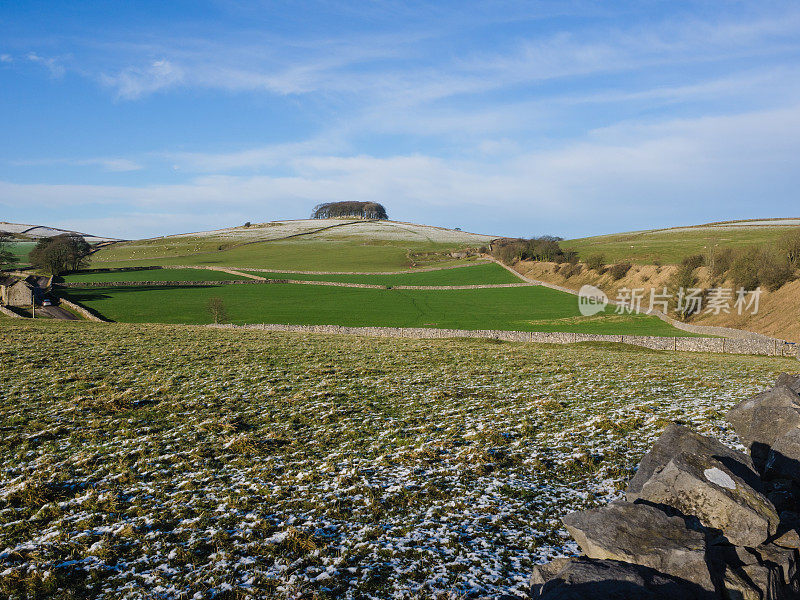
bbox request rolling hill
[0,221,120,244]
[564,218,800,264]
[90,219,497,271]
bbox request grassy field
[0,319,794,598]
[60,268,249,283]
[244,262,521,285]
[565,222,799,264]
[61,282,693,335]
[92,238,476,271]
[5,241,35,265]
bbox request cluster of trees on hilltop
[29,234,92,275]
[311,201,389,220]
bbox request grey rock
[627,423,760,496]
[629,452,779,547]
[766,428,800,484]
[727,384,800,471]
[774,512,800,550]
[534,558,714,600]
[776,373,800,394]
[710,543,800,600]
[530,558,574,596]
[774,529,800,550]
[531,558,573,585]
[562,501,714,590]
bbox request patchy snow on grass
[0,321,793,599]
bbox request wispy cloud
[12,157,143,172]
[25,52,66,77]
[100,59,184,99]
[5,1,800,238]
[3,103,800,238]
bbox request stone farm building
[0,275,37,307]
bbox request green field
[0,319,793,598]
[93,238,476,271]
[60,268,248,283]
[62,282,693,335]
[566,223,799,264]
[244,262,520,285]
[5,241,35,264]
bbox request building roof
[0,275,33,289]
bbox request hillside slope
[91,219,497,271]
[515,260,800,342]
[565,218,800,264]
[0,221,119,243]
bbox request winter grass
[1,319,796,599]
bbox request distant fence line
[211,323,800,358]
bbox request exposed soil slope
[515,261,800,342]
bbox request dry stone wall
[54,297,106,322]
[0,305,21,318]
[215,323,799,358]
[531,373,800,599]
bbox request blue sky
[2,1,800,239]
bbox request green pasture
[566,225,797,264]
[4,241,35,265]
[59,268,247,283]
[92,238,475,271]
[62,283,694,335]
[244,262,520,285]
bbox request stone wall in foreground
[0,305,22,318]
[213,323,800,358]
[530,373,800,599]
[54,297,106,322]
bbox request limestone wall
[213,323,799,358]
[0,305,22,318]
[55,297,106,322]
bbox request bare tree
[207,297,228,324]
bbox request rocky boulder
[627,423,760,496]
[709,543,800,600]
[561,501,714,591]
[727,383,800,471]
[629,452,779,547]
[766,428,800,485]
[532,558,715,600]
[776,373,800,394]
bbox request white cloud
[2,104,800,238]
[101,59,184,99]
[12,157,143,172]
[25,52,65,77]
